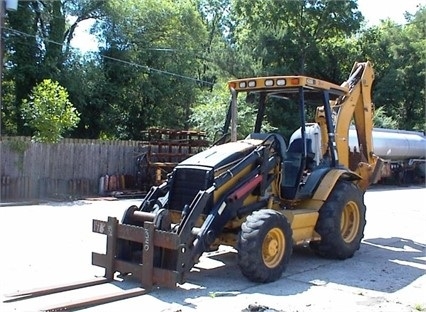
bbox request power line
[101,55,212,85]
[2,26,214,86]
[3,26,64,47]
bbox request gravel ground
[0,185,425,312]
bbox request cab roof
[228,75,349,99]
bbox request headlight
[248,80,256,87]
[307,78,316,85]
[276,79,286,86]
[265,79,274,86]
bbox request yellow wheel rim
[262,227,285,268]
[340,201,360,243]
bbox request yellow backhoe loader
[113,60,382,282]
[4,61,383,311]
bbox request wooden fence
[0,136,147,201]
[0,130,209,202]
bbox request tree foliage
[190,80,275,141]
[223,0,367,136]
[230,0,363,76]
[2,0,104,135]
[2,1,425,139]
[373,106,398,129]
[359,7,425,131]
[87,0,209,139]
[21,79,80,143]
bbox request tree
[190,80,275,141]
[4,0,424,140]
[21,79,80,143]
[90,0,209,139]
[217,0,365,137]
[358,6,425,131]
[373,106,398,129]
[3,0,104,135]
[230,0,363,76]
[195,0,235,78]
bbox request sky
[357,0,423,25]
[70,19,98,53]
[70,0,425,53]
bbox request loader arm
[179,143,281,280]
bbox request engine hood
[178,140,262,169]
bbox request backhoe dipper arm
[334,61,375,167]
[332,62,380,188]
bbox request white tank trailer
[349,127,426,184]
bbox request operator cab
[227,75,349,200]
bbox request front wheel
[310,180,366,259]
[237,209,293,283]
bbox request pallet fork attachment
[3,216,181,311]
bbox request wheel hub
[340,200,360,243]
[262,227,285,268]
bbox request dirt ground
[0,185,425,312]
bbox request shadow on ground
[145,236,425,308]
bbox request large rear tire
[310,180,366,259]
[237,209,293,283]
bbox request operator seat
[287,138,316,168]
[281,138,315,199]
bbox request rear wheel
[310,180,366,259]
[237,209,293,283]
